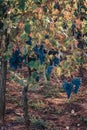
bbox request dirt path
[0,72,87,130]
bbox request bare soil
[0,68,87,130]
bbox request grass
[28,99,46,110]
[31,118,47,130]
[38,84,61,98]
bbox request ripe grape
[52,56,60,66]
[26,36,32,45]
[33,44,45,64]
[46,65,53,77]
[45,34,49,39]
[9,49,23,70]
[36,76,40,82]
[62,81,73,98]
[54,3,60,10]
[72,77,82,94]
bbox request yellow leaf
[49,54,53,59]
[56,67,62,76]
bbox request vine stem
[43,65,47,84]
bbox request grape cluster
[62,77,82,98]
[46,51,60,78]
[63,82,73,99]
[26,36,32,45]
[46,65,53,79]
[35,76,40,82]
[33,44,38,53]
[54,2,60,10]
[77,40,84,49]
[71,23,76,36]
[75,30,82,40]
[52,56,60,66]
[33,44,45,64]
[45,34,49,39]
[72,77,82,94]
[9,49,23,70]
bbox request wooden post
[22,85,30,128]
[0,59,7,122]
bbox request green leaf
[32,71,38,79]
[21,33,28,40]
[63,62,69,69]
[18,0,27,10]
[19,4,25,10]
[33,0,42,4]
[29,61,35,68]
[3,54,9,61]
[24,23,31,34]
[76,58,85,64]
[0,0,3,4]
[29,60,40,70]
